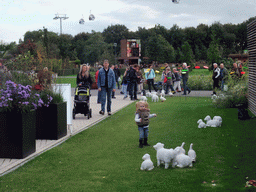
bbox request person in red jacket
[95,65,102,103]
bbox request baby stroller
[155,81,166,92]
[73,84,92,119]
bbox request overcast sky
[0,0,255,44]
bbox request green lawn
[56,77,77,88]
[1,97,255,191]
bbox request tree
[18,39,37,55]
[135,27,154,58]
[194,45,201,61]
[0,41,18,59]
[73,32,90,43]
[152,24,169,42]
[146,34,176,63]
[235,22,247,53]
[207,39,222,69]
[181,41,194,66]
[196,23,210,48]
[169,24,184,50]
[79,32,113,64]
[43,27,49,57]
[146,34,161,63]
[24,30,44,43]
[102,24,129,56]
[58,34,75,60]
[184,27,200,53]
[175,47,183,63]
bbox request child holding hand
[135,101,157,148]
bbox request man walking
[110,65,116,99]
[212,63,220,95]
[114,65,121,89]
[220,63,228,91]
[181,63,191,95]
[128,64,139,100]
[97,60,116,115]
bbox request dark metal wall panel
[247,20,256,116]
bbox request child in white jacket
[135,101,157,148]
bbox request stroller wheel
[73,108,76,119]
[87,112,90,119]
[89,109,92,118]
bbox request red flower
[249,180,256,187]
[34,84,43,91]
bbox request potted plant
[0,80,45,159]
[36,88,67,140]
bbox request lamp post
[114,43,117,65]
[53,13,69,35]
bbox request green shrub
[75,59,81,64]
[212,73,248,108]
[73,68,79,75]
[187,74,212,90]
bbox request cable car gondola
[79,15,85,24]
[172,0,180,4]
[89,10,95,21]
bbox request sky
[0,0,255,44]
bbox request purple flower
[8,98,13,101]
[48,96,53,102]
[32,102,37,109]
[38,98,44,107]
[22,101,29,105]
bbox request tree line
[1,16,255,69]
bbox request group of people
[211,62,243,95]
[77,60,122,116]
[76,61,194,116]
[118,62,192,101]
[160,62,191,95]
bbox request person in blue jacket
[145,64,158,92]
[97,60,116,116]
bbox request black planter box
[36,102,67,140]
[0,110,36,159]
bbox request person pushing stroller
[76,64,93,87]
[73,64,93,119]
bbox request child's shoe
[139,139,143,148]
[143,138,150,146]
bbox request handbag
[164,76,167,83]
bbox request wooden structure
[118,39,141,65]
[228,53,249,63]
[247,20,256,116]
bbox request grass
[1,97,256,191]
[56,77,77,88]
[56,72,96,88]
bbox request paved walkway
[0,90,212,177]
